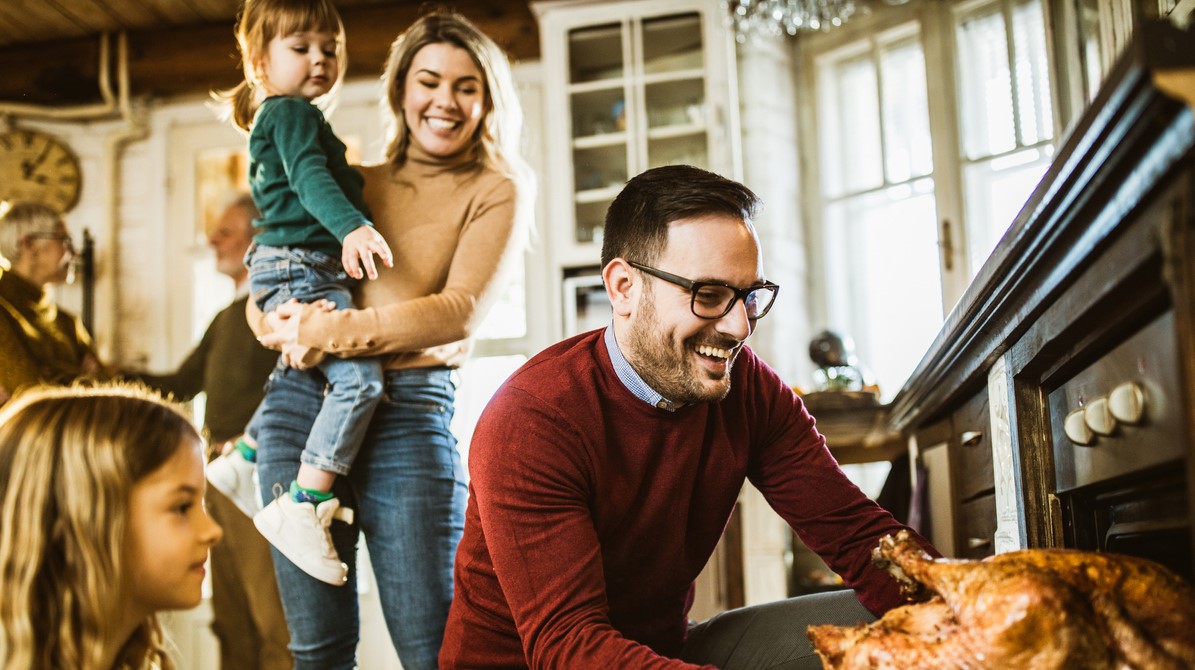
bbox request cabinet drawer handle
[966,536,992,549]
[960,431,984,447]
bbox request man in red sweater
[440,165,935,669]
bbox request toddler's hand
[342,225,393,280]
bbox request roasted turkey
[807,531,1195,669]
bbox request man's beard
[625,289,735,405]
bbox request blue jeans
[247,244,383,475]
[255,365,466,670]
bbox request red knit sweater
[440,329,928,668]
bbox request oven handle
[1105,519,1188,545]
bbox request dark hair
[600,165,761,268]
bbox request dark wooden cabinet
[887,19,1195,579]
[913,388,997,558]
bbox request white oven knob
[1084,397,1116,436]
[1064,408,1094,445]
[1108,382,1145,424]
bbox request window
[814,23,944,399]
[955,0,1055,273]
[805,0,1057,398]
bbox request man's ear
[603,259,637,318]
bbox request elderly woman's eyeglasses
[628,261,779,320]
[25,232,75,254]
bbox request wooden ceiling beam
[0,1,539,107]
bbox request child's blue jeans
[245,243,383,476]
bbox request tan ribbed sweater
[282,145,528,371]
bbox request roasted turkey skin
[808,530,1195,670]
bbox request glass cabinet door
[565,11,710,246]
[569,22,629,245]
[642,13,708,171]
[537,0,738,271]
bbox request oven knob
[1064,408,1094,445]
[1108,381,1144,424]
[1084,397,1117,436]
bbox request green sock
[290,480,334,504]
[234,437,257,462]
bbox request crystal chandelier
[723,0,860,41]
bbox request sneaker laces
[312,499,354,559]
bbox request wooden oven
[887,19,1195,580]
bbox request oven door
[1048,310,1193,580]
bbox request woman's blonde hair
[215,0,348,133]
[380,9,526,177]
[0,383,202,670]
[380,8,537,248]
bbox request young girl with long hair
[0,384,222,670]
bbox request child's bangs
[267,2,343,42]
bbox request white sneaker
[254,494,353,586]
[206,450,261,517]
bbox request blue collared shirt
[603,324,681,412]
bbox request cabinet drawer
[1049,311,1186,492]
[956,493,996,558]
[953,390,993,501]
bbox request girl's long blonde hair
[215,0,348,133]
[0,383,201,670]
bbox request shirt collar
[603,323,681,412]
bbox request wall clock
[0,129,83,213]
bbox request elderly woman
[0,202,101,403]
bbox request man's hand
[342,225,393,280]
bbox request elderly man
[440,166,937,669]
[0,202,101,403]
[133,193,291,670]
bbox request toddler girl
[213,0,393,585]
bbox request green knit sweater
[248,96,372,256]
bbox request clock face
[0,130,83,213]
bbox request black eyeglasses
[628,261,779,320]
[25,232,75,253]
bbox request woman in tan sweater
[250,10,533,670]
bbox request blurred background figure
[0,202,103,405]
[130,192,291,670]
